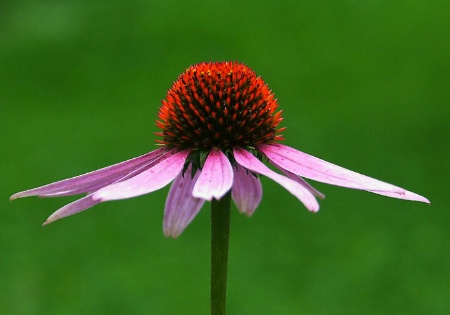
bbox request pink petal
[192,149,233,201]
[93,149,189,201]
[259,144,430,203]
[43,195,100,225]
[10,148,168,199]
[232,164,263,216]
[368,189,430,202]
[233,147,319,212]
[164,165,205,238]
[271,161,325,199]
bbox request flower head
[11,61,430,238]
[156,62,284,151]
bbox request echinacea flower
[11,61,430,238]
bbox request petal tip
[10,193,22,201]
[239,209,253,217]
[242,211,255,217]
[91,191,105,202]
[43,214,58,226]
[163,229,180,239]
[308,203,320,213]
[419,196,431,204]
[416,193,431,204]
[192,190,213,201]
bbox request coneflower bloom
[11,61,430,238]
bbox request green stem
[210,191,232,315]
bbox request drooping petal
[10,148,168,199]
[192,149,233,201]
[259,144,430,203]
[233,147,319,212]
[40,156,169,198]
[271,161,325,199]
[93,149,189,201]
[43,195,100,225]
[232,164,263,216]
[164,165,205,238]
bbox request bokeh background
[1,1,449,314]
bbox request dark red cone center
[156,61,285,150]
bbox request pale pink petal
[40,157,167,197]
[43,195,100,225]
[233,147,319,212]
[368,189,430,203]
[232,164,262,216]
[10,148,168,199]
[93,149,189,201]
[164,165,205,238]
[271,161,325,199]
[192,149,233,201]
[259,144,430,203]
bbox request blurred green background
[1,0,449,314]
